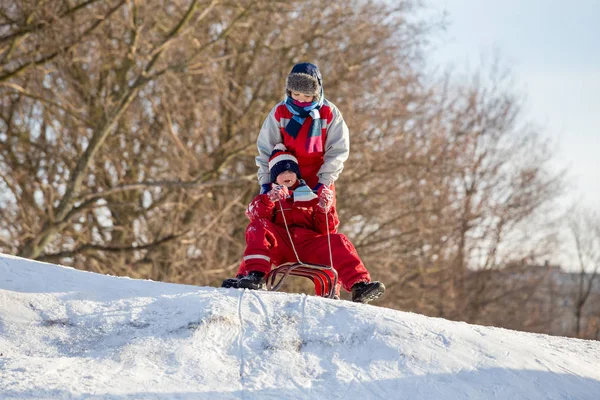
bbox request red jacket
[256,99,350,189]
[245,192,339,235]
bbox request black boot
[237,271,266,290]
[351,281,385,304]
[221,275,244,289]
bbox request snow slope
[1,253,599,400]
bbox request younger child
[224,144,385,304]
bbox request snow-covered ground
[1,253,599,399]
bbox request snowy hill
[1,254,599,400]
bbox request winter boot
[351,281,385,304]
[237,271,266,290]
[221,275,244,289]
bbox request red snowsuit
[237,189,370,293]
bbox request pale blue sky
[425,0,600,209]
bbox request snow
[1,253,599,399]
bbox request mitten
[260,183,272,195]
[313,183,324,193]
[317,185,334,212]
[267,185,289,202]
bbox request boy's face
[276,170,298,187]
[291,91,314,103]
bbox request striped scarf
[293,181,318,203]
[284,91,324,153]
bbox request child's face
[291,91,314,103]
[276,170,298,187]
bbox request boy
[225,144,385,304]
[255,62,349,198]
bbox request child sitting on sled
[223,145,385,304]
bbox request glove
[317,185,334,212]
[260,183,272,195]
[267,185,289,202]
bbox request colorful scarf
[293,180,318,203]
[284,90,324,153]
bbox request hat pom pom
[273,143,287,152]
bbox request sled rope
[277,199,302,263]
[266,197,339,298]
[324,208,334,270]
[276,196,334,271]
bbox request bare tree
[337,60,564,317]
[567,207,600,337]
[1,0,433,286]
[1,0,284,278]
[445,65,563,321]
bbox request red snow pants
[238,218,370,293]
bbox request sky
[425,0,600,209]
[2,253,600,399]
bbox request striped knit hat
[269,144,301,183]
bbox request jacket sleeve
[245,194,275,222]
[313,205,339,235]
[318,101,350,186]
[255,103,283,186]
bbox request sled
[265,261,339,299]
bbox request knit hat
[286,62,322,101]
[269,144,301,183]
